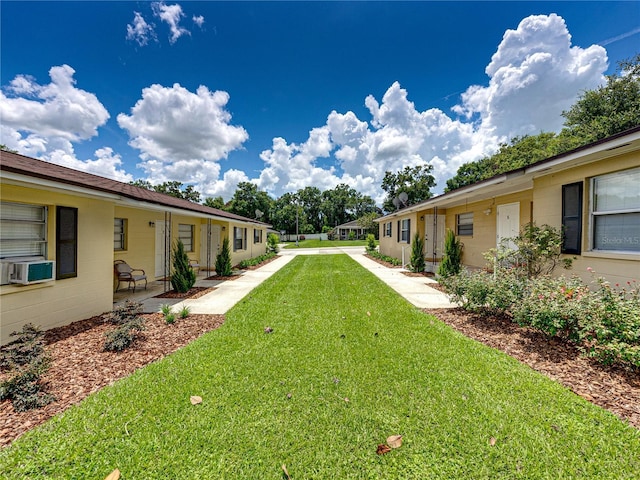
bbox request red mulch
[0,313,224,447]
[204,274,242,281]
[429,307,640,429]
[154,286,216,299]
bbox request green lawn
[282,238,372,248]
[1,255,639,479]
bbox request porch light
[483,208,492,216]
[148,221,155,227]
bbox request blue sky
[2,1,639,203]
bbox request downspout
[206,219,212,273]
[432,206,438,267]
[164,211,172,292]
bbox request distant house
[376,126,640,285]
[334,220,367,240]
[0,151,270,344]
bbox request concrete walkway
[137,246,454,314]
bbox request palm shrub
[171,239,196,293]
[215,236,233,277]
[409,232,425,273]
[438,229,462,277]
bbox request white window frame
[178,224,195,252]
[0,201,48,260]
[589,167,640,253]
[457,212,474,236]
[254,228,263,244]
[234,227,247,251]
[114,218,127,251]
[384,222,392,237]
[400,219,410,243]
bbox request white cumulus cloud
[118,83,249,195]
[253,13,608,202]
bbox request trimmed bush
[438,229,462,278]
[215,237,233,277]
[171,239,196,293]
[409,232,425,273]
[104,300,143,325]
[267,233,280,253]
[104,317,145,352]
[365,234,377,253]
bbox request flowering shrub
[513,276,592,342]
[442,266,640,368]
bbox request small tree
[171,240,196,293]
[215,237,233,277]
[409,232,426,273]
[267,233,279,254]
[365,234,377,253]
[438,229,463,278]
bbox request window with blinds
[178,224,194,252]
[0,202,48,259]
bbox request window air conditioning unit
[10,261,56,285]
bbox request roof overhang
[2,171,268,227]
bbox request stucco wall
[532,151,640,285]
[1,185,113,344]
[445,191,533,269]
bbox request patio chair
[189,259,200,274]
[114,260,147,292]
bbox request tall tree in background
[296,186,324,233]
[445,55,640,192]
[203,196,227,210]
[560,53,640,144]
[445,133,559,192]
[381,164,436,213]
[130,180,201,203]
[227,182,273,223]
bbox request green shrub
[179,306,191,319]
[160,304,173,317]
[365,234,377,253]
[367,250,402,266]
[104,317,145,352]
[438,229,462,278]
[165,313,176,325]
[215,237,233,277]
[267,233,280,253]
[513,275,591,341]
[238,252,276,269]
[0,368,54,412]
[409,232,425,273]
[171,239,196,293]
[0,323,47,370]
[348,231,356,240]
[0,324,54,412]
[105,300,143,325]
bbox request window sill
[1,280,56,296]
[582,251,640,261]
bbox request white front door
[424,214,446,259]
[497,203,520,250]
[155,221,168,277]
[200,224,221,271]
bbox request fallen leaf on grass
[366,311,371,316]
[489,437,497,446]
[190,395,203,405]
[387,434,403,448]
[264,326,273,334]
[282,463,291,479]
[104,469,120,480]
[376,444,391,455]
[344,397,349,402]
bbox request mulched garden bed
[154,286,216,299]
[0,312,225,447]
